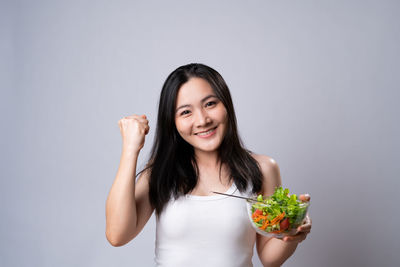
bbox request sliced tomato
[279,218,289,231]
[252,209,263,218]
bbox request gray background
[1,0,399,266]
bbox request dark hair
[145,63,263,216]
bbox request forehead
[176,77,215,106]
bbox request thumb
[299,194,310,202]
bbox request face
[175,77,228,155]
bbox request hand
[118,114,150,154]
[283,194,311,243]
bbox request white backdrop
[2,0,400,266]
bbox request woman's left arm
[252,154,312,267]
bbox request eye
[205,101,216,107]
[180,110,191,116]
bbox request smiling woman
[105,63,312,267]
[174,77,228,154]
[147,64,263,210]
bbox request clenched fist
[118,114,150,154]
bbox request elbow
[260,246,297,267]
[107,239,124,247]
[260,255,289,267]
[106,227,138,247]
[106,229,127,247]
[261,259,285,267]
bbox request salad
[250,187,308,236]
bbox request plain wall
[1,0,400,266]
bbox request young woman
[106,63,312,266]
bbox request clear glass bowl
[246,199,310,239]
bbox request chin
[194,142,222,153]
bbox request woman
[106,63,312,266]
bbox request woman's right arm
[105,115,154,247]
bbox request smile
[195,127,217,138]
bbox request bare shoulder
[250,153,282,195]
[251,153,278,171]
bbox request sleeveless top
[154,183,257,267]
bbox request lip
[194,127,217,138]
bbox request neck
[194,149,220,169]
[194,149,231,189]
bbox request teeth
[197,128,215,136]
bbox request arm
[252,155,311,266]
[256,232,298,267]
[105,115,154,247]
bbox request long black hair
[145,63,263,216]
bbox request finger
[121,116,148,126]
[286,231,309,241]
[298,216,312,231]
[140,118,149,125]
[135,116,149,124]
[299,194,310,202]
[296,229,311,237]
[122,115,135,119]
[283,233,307,242]
[122,115,145,120]
[144,125,150,135]
[303,215,311,225]
[298,224,312,232]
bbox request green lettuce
[252,186,308,228]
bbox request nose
[195,109,212,127]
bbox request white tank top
[155,183,256,267]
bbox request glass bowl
[246,198,309,239]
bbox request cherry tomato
[280,218,289,231]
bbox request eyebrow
[175,94,217,113]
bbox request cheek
[217,109,229,134]
[175,119,192,135]
[222,111,228,123]
[215,107,228,123]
